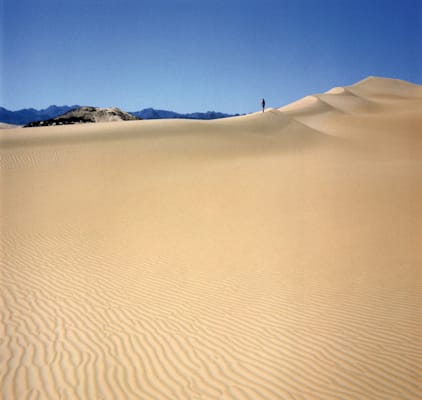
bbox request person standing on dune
[261,98,266,112]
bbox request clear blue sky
[1,0,421,113]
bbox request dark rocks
[24,106,140,127]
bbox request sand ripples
[1,77,422,399]
[1,222,421,399]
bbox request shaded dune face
[1,77,422,399]
[0,123,19,130]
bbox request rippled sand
[1,77,421,399]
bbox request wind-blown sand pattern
[1,77,421,399]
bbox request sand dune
[1,77,421,399]
[0,123,20,130]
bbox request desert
[1,76,421,399]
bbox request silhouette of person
[261,98,266,112]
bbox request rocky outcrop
[24,106,139,127]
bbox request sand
[1,77,421,399]
[0,123,20,130]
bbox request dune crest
[1,77,422,399]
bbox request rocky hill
[24,106,139,127]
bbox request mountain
[24,106,139,127]
[0,106,238,126]
[131,108,238,120]
[131,108,180,119]
[0,105,79,125]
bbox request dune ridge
[1,77,422,399]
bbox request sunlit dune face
[1,77,421,399]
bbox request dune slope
[1,77,421,399]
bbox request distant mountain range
[0,105,238,126]
[131,108,238,120]
[0,105,80,125]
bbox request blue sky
[1,0,421,113]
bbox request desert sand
[0,123,20,130]
[1,77,421,399]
